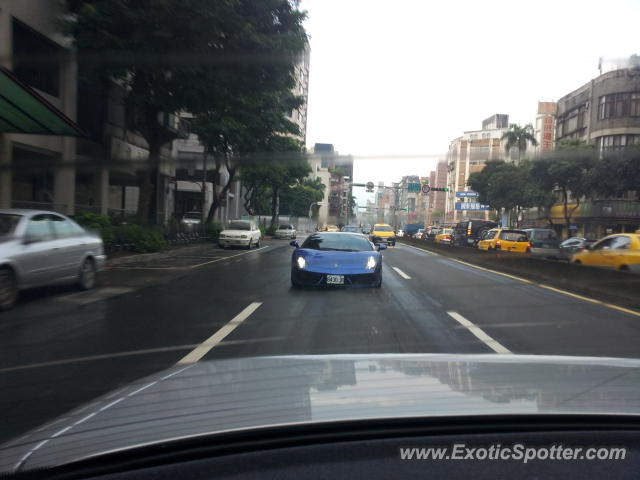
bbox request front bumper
[275,233,295,239]
[94,254,107,272]
[292,268,381,287]
[371,236,395,245]
[530,247,560,258]
[219,238,251,247]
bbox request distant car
[415,229,425,239]
[325,225,339,232]
[290,232,384,288]
[396,229,404,238]
[341,225,361,233]
[218,220,261,249]
[523,228,561,259]
[434,228,453,244]
[571,233,640,273]
[452,219,499,247]
[274,224,296,239]
[477,228,530,252]
[361,227,371,235]
[370,223,396,246]
[559,237,595,261]
[179,211,202,231]
[0,209,107,310]
[424,226,438,241]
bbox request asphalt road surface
[2,239,640,443]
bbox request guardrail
[398,237,640,311]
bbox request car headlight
[296,256,306,269]
[366,256,377,270]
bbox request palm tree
[501,123,538,163]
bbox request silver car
[0,209,107,310]
[274,224,296,239]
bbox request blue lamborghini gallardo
[290,232,385,288]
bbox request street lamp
[308,201,327,232]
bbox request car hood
[2,354,640,472]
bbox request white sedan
[274,224,296,239]
[218,220,261,249]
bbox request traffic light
[365,181,375,192]
[430,187,449,192]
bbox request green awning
[0,66,84,136]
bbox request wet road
[2,239,640,442]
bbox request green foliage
[114,225,166,253]
[259,224,266,236]
[74,211,114,243]
[266,225,277,236]
[203,222,223,240]
[279,177,325,217]
[501,123,538,160]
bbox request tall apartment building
[286,41,310,143]
[444,114,512,223]
[533,101,557,155]
[425,160,448,225]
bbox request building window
[12,18,61,97]
[598,134,640,152]
[631,93,640,117]
[598,93,638,119]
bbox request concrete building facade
[444,114,512,223]
[533,101,557,155]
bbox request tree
[501,123,538,163]
[545,150,596,235]
[240,137,311,229]
[468,160,539,226]
[279,177,325,218]
[526,158,558,227]
[65,0,307,224]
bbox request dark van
[453,219,499,247]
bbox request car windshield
[301,233,373,252]
[228,222,251,231]
[0,214,21,236]
[3,1,640,476]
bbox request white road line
[188,246,269,268]
[177,302,263,364]
[397,242,439,256]
[446,311,512,354]
[391,266,411,279]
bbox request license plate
[326,275,344,285]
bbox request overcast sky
[300,0,639,205]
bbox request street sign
[407,183,421,193]
[455,202,489,211]
[421,184,431,194]
[455,190,479,198]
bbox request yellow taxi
[434,228,453,244]
[571,233,640,273]
[324,225,339,232]
[370,223,396,246]
[477,228,531,253]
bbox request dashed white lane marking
[57,287,134,305]
[447,311,512,354]
[177,302,263,364]
[391,266,411,280]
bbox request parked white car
[218,220,261,249]
[0,209,106,310]
[274,224,296,239]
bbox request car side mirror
[377,244,387,251]
[290,241,299,248]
